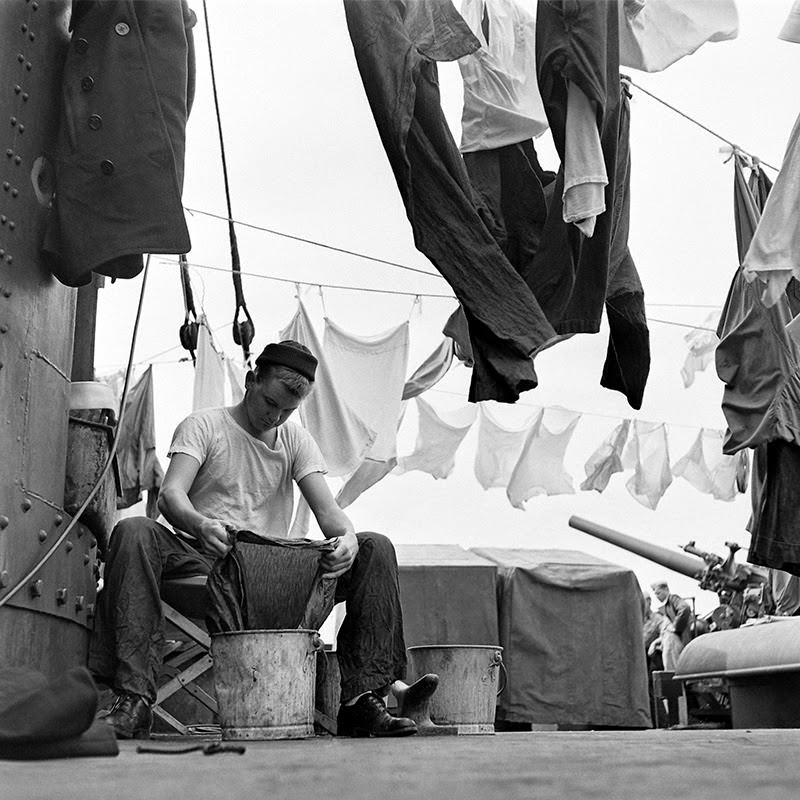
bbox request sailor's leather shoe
[337,691,417,738]
[100,692,153,739]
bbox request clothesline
[164,258,718,333]
[625,76,780,172]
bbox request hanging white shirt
[474,403,540,490]
[623,420,672,510]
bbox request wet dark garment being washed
[43,0,195,286]
[343,0,557,403]
[530,1,650,409]
[89,517,407,703]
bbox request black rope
[201,0,254,366]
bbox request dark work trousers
[88,517,408,704]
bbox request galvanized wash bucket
[211,629,321,740]
[406,645,505,734]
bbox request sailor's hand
[196,518,233,559]
[320,531,359,579]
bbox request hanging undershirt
[563,81,607,238]
[742,110,800,307]
[580,419,631,493]
[324,317,409,508]
[619,0,739,73]
[192,318,226,412]
[506,408,581,508]
[622,420,672,510]
[280,301,376,478]
[671,429,745,502]
[458,0,548,152]
[396,397,477,479]
[474,404,540,490]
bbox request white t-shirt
[167,408,327,538]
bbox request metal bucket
[211,629,321,740]
[407,645,504,734]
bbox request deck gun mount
[568,516,773,630]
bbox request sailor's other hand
[321,531,359,579]
[196,518,233,558]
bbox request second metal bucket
[406,645,504,734]
[211,629,320,740]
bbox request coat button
[100,159,114,175]
[88,114,102,131]
[114,22,130,36]
[81,76,94,92]
[74,37,89,54]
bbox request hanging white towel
[742,111,800,306]
[193,317,226,411]
[396,397,477,479]
[581,419,631,493]
[506,407,581,509]
[623,420,672,510]
[280,301,376,478]
[672,429,744,502]
[458,0,548,153]
[474,403,540,490]
[324,317,409,507]
[619,0,739,73]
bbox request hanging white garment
[193,317,226,411]
[623,420,672,510]
[506,408,581,509]
[458,0,548,153]
[680,312,720,388]
[402,338,455,400]
[396,397,477,479]
[225,359,245,404]
[742,111,800,307]
[619,0,739,73]
[280,301,376,478]
[563,81,607,238]
[474,403,540,490]
[581,419,631,493]
[325,317,409,507]
[672,429,744,502]
[779,1,800,43]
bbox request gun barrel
[568,516,707,580]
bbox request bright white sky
[94,0,800,614]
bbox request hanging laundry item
[530,4,650,409]
[193,318,226,411]
[619,0,739,73]
[779,1,800,43]
[580,419,631,493]
[280,302,376,478]
[680,312,720,388]
[324,317,409,507]
[43,0,195,286]
[563,82,608,238]
[474,404,540,490]
[741,112,800,307]
[716,155,800,452]
[458,0,548,152]
[506,408,581,508]
[115,365,164,516]
[671,429,745,502]
[442,306,475,367]
[344,0,557,403]
[225,359,245,405]
[402,338,455,400]
[396,397,477,479]
[623,421,672,510]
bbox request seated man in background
[89,340,416,739]
[649,580,693,671]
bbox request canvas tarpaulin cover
[471,547,651,728]
[395,544,499,647]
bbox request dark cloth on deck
[343,0,557,403]
[89,517,407,703]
